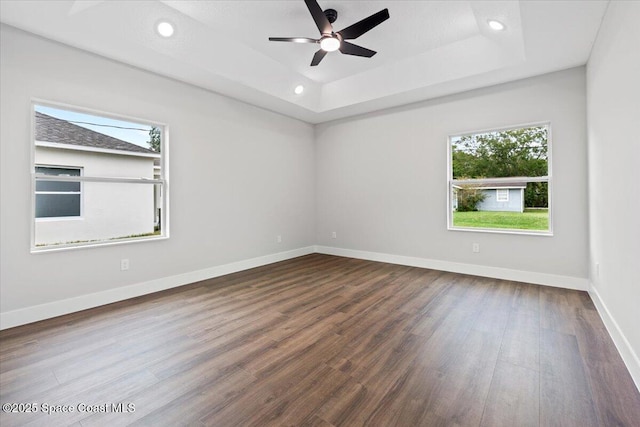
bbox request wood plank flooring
[1,254,639,426]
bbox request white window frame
[446,121,553,236]
[31,100,170,252]
[496,188,509,202]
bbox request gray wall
[3,8,637,386]
[587,1,640,383]
[316,67,588,280]
[0,25,316,315]
[2,14,638,385]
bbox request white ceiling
[0,0,609,123]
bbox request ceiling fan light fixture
[488,20,505,31]
[156,21,175,37]
[268,1,389,66]
[320,37,340,52]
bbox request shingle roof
[452,177,533,189]
[35,111,156,155]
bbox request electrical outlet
[120,259,130,271]
[332,231,337,239]
[277,235,282,243]
[472,243,480,253]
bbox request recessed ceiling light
[320,37,340,52]
[157,21,175,38]
[294,85,304,95]
[488,20,505,31]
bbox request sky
[35,104,154,149]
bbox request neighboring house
[34,111,160,246]
[452,177,529,213]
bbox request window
[448,123,551,234]
[35,166,82,218]
[32,102,168,250]
[496,189,509,202]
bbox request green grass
[453,209,549,231]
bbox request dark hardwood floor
[1,254,639,426]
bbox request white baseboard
[315,246,639,391]
[315,245,588,291]
[589,283,640,392]
[0,244,590,331]
[4,244,635,393]
[0,246,315,330]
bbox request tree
[452,126,547,178]
[455,184,487,212]
[525,182,548,208]
[148,127,161,152]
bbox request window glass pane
[36,166,80,176]
[34,106,161,179]
[33,103,166,249]
[36,194,80,218]
[35,166,81,192]
[35,181,161,247]
[36,180,81,192]
[450,124,550,233]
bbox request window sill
[448,226,553,237]
[36,217,84,222]
[31,235,168,253]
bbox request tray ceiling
[0,1,609,123]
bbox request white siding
[477,188,524,212]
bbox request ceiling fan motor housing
[324,8,338,24]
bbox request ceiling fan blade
[269,37,318,44]
[310,49,328,66]
[337,8,390,40]
[304,0,332,35]
[339,41,377,58]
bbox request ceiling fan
[269,0,390,66]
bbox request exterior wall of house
[34,146,155,245]
[452,189,458,210]
[477,188,524,212]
